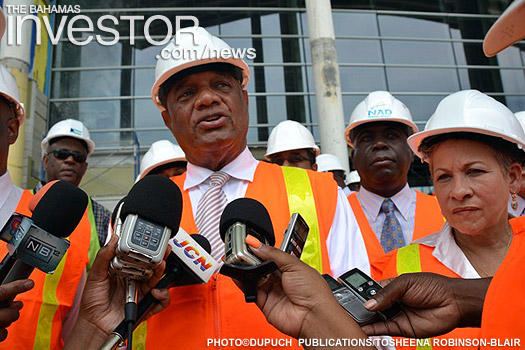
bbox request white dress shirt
[356,183,417,244]
[183,147,370,277]
[415,222,481,279]
[0,171,23,229]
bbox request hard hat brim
[41,133,96,157]
[0,92,25,125]
[345,118,419,147]
[138,157,187,181]
[407,126,525,162]
[483,0,525,57]
[265,145,321,159]
[151,57,250,111]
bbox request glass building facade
[49,0,525,198]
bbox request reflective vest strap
[396,243,422,275]
[33,251,68,350]
[396,244,432,350]
[347,193,386,264]
[86,197,100,272]
[413,192,445,241]
[133,321,148,350]
[281,166,323,273]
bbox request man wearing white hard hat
[137,140,187,181]
[265,120,319,170]
[0,56,36,341]
[138,26,368,349]
[341,90,443,268]
[39,119,111,248]
[509,111,525,217]
[0,119,105,349]
[316,153,347,191]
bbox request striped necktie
[380,198,406,253]
[195,171,230,262]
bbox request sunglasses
[47,149,87,163]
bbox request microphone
[110,196,125,233]
[109,175,182,350]
[219,198,279,302]
[219,198,275,266]
[100,234,215,350]
[0,181,88,306]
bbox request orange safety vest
[0,190,94,350]
[371,221,525,350]
[348,191,443,276]
[480,216,525,349]
[133,162,338,349]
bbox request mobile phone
[338,268,402,321]
[279,213,309,258]
[322,274,378,325]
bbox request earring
[511,193,518,211]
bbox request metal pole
[305,0,350,173]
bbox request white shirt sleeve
[326,188,370,278]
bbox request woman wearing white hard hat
[373,89,524,348]
[137,140,187,181]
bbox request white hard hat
[151,27,250,111]
[265,120,320,159]
[0,7,6,41]
[407,90,525,161]
[138,140,186,180]
[515,111,525,131]
[483,0,525,57]
[41,119,95,156]
[345,91,418,147]
[0,65,25,124]
[316,154,345,172]
[347,170,361,185]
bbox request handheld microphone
[109,175,182,350]
[110,175,182,279]
[100,234,215,350]
[219,198,275,266]
[219,198,281,302]
[0,181,88,306]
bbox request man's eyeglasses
[47,149,87,163]
[269,154,310,166]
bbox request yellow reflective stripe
[86,198,100,272]
[281,166,323,273]
[396,244,432,350]
[396,243,422,275]
[132,320,148,350]
[33,251,67,350]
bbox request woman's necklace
[458,228,513,278]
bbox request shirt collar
[0,171,14,210]
[358,183,412,221]
[416,222,480,279]
[184,147,258,190]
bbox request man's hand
[244,241,373,349]
[362,273,489,338]
[0,279,34,341]
[64,234,171,349]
